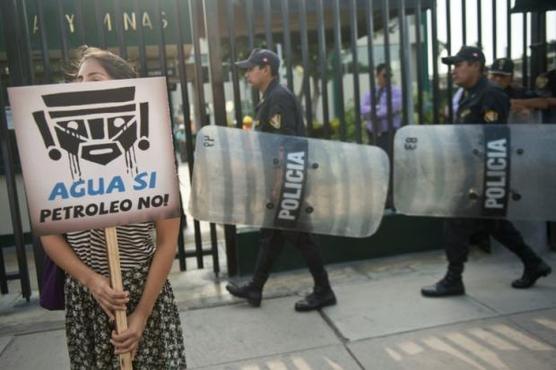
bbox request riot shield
[394,124,556,220]
[189,126,390,237]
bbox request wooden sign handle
[105,227,133,370]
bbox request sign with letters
[189,126,390,238]
[393,124,556,221]
[8,77,180,235]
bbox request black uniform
[445,77,542,272]
[250,78,330,291]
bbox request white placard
[8,77,180,235]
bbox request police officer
[226,49,337,311]
[421,46,552,297]
[488,58,530,99]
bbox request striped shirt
[66,223,155,276]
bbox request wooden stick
[105,226,133,370]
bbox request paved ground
[0,243,555,369]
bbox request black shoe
[226,282,262,307]
[421,276,465,297]
[512,261,552,289]
[294,287,337,312]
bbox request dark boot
[512,261,552,289]
[295,286,337,312]
[421,264,465,297]
[226,281,262,307]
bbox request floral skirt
[65,263,186,369]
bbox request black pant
[444,218,541,268]
[251,229,330,289]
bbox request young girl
[40,47,186,369]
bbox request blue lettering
[133,172,148,191]
[88,178,104,196]
[149,171,157,189]
[106,176,125,194]
[48,182,69,200]
[69,180,86,198]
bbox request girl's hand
[111,310,148,360]
[87,274,129,320]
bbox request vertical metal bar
[154,0,185,271]
[264,0,273,50]
[299,0,313,135]
[204,0,235,275]
[316,0,330,139]
[366,0,377,142]
[36,0,52,82]
[383,0,394,208]
[20,0,35,84]
[246,0,256,50]
[113,0,127,59]
[349,0,362,143]
[477,0,482,48]
[382,0,393,147]
[189,0,206,269]
[522,13,528,88]
[94,0,107,49]
[55,0,69,65]
[446,0,453,123]
[415,0,424,124]
[492,0,497,60]
[246,0,259,106]
[399,0,410,126]
[281,0,294,90]
[20,0,46,291]
[431,0,440,124]
[461,0,466,45]
[133,0,148,77]
[75,0,86,45]
[154,0,168,76]
[332,0,346,140]
[506,0,511,58]
[227,0,243,129]
[0,245,8,293]
[530,12,547,89]
[174,0,196,272]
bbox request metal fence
[0,0,553,300]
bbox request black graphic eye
[57,119,87,137]
[113,117,126,128]
[107,115,134,138]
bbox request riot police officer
[226,49,337,311]
[421,46,552,297]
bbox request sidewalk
[0,246,555,369]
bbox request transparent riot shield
[394,124,556,220]
[189,126,390,238]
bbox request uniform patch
[484,110,498,123]
[269,113,281,129]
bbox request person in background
[489,57,538,123]
[361,63,402,152]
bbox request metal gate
[0,0,553,300]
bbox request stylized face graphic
[33,84,150,178]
